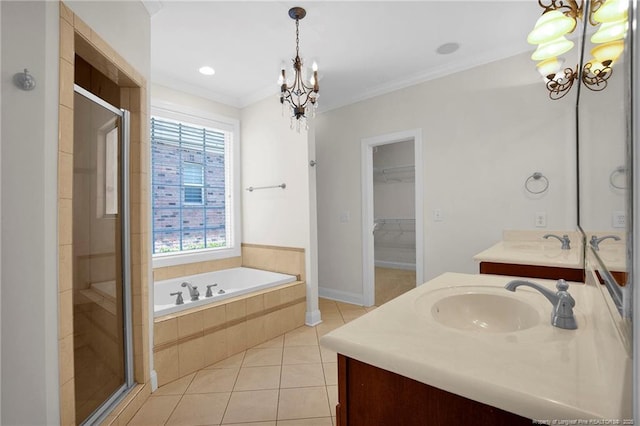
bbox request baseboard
[319,287,364,306]
[150,370,158,392]
[305,309,322,326]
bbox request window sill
[152,246,240,269]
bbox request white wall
[1,2,60,423]
[1,1,150,423]
[315,51,577,303]
[151,83,240,120]
[65,1,150,80]
[579,63,627,231]
[241,97,320,324]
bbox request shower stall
[72,85,133,424]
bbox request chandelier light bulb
[527,10,576,45]
[537,57,564,78]
[591,20,629,44]
[593,0,629,23]
[591,39,625,63]
[531,36,574,61]
[312,61,318,72]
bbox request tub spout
[181,281,200,301]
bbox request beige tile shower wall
[242,244,306,281]
[153,256,242,282]
[58,5,76,424]
[58,2,150,425]
[153,281,306,386]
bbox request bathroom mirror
[577,1,633,319]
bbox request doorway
[361,130,424,307]
[73,85,134,424]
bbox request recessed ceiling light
[436,42,460,55]
[199,66,215,76]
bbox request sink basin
[417,291,541,333]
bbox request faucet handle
[556,279,569,292]
[170,291,184,305]
[206,284,217,297]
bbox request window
[182,162,204,205]
[150,107,240,265]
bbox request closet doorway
[361,130,424,307]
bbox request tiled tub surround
[321,272,632,420]
[155,267,298,316]
[153,244,306,283]
[154,280,307,386]
[473,229,584,269]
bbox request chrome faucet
[205,283,218,297]
[589,235,621,251]
[181,281,200,301]
[170,291,184,305]
[505,279,577,330]
[543,234,571,250]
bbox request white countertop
[320,273,631,421]
[473,240,584,269]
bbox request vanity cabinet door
[336,354,530,426]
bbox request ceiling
[150,1,546,112]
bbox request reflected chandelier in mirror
[527,0,629,99]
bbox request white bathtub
[154,267,298,317]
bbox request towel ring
[609,166,627,190]
[525,172,549,194]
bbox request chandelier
[279,7,319,130]
[527,0,629,99]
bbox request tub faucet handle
[206,284,218,297]
[170,291,184,305]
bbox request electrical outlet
[535,212,547,228]
[340,211,350,223]
[433,209,444,222]
[612,211,626,228]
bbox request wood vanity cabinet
[479,261,584,282]
[336,354,531,426]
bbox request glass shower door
[73,86,133,424]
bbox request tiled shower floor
[127,298,375,425]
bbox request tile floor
[375,267,416,306]
[127,298,376,426]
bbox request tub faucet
[590,235,621,251]
[170,291,184,305]
[543,234,571,250]
[181,281,200,301]
[205,284,218,297]
[505,279,577,330]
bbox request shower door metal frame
[73,85,134,425]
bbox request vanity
[320,273,632,425]
[473,230,584,282]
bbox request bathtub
[154,267,298,317]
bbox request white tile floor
[127,299,375,426]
